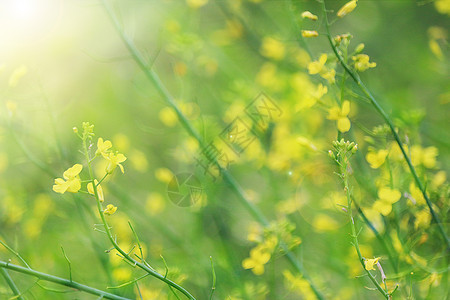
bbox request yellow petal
[242,258,255,269]
[373,200,392,216]
[337,117,351,133]
[66,178,81,193]
[53,178,69,194]
[378,187,401,204]
[63,164,83,180]
[252,264,265,275]
[341,101,350,116]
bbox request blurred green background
[0,0,448,299]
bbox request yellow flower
[365,149,388,169]
[242,245,271,275]
[308,54,327,75]
[372,187,401,216]
[327,100,351,133]
[364,257,380,271]
[301,11,318,21]
[337,0,358,18]
[352,54,376,72]
[260,37,285,60]
[301,30,319,38]
[104,204,117,215]
[411,145,438,168]
[308,54,336,83]
[321,69,336,84]
[87,180,104,202]
[105,152,127,174]
[53,164,83,194]
[414,210,431,229]
[96,138,112,158]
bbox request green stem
[340,158,389,299]
[0,267,24,300]
[81,139,196,300]
[0,261,130,300]
[320,0,449,250]
[100,1,324,299]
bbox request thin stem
[0,267,25,300]
[339,156,389,299]
[319,0,449,250]
[81,139,196,300]
[100,1,324,299]
[0,261,130,300]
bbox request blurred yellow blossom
[372,187,401,216]
[327,100,351,133]
[53,164,83,194]
[308,54,327,74]
[313,214,339,232]
[364,257,380,271]
[155,168,174,184]
[159,107,178,127]
[411,145,438,168]
[283,270,316,299]
[260,37,285,60]
[337,0,358,18]
[414,210,431,229]
[87,180,104,202]
[112,267,131,281]
[352,54,376,72]
[434,0,450,15]
[429,39,443,60]
[365,149,388,169]
[129,149,148,172]
[242,245,271,275]
[146,193,166,216]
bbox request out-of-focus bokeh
[0,0,448,299]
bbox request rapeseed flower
[327,100,351,132]
[53,164,83,194]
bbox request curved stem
[0,261,130,300]
[319,0,449,251]
[82,140,196,300]
[100,1,324,299]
